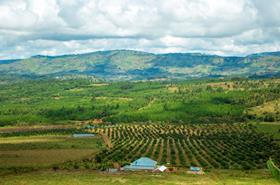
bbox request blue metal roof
[190,166,201,171]
[123,157,157,171]
[123,165,156,170]
[131,157,157,167]
[73,133,95,138]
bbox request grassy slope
[0,78,279,125]
[248,99,280,121]
[253,122,280,140]
[0,50,280,80]
[1,170,279,185]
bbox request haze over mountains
[0,50,280,81]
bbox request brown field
[0,135,103,168]
[90,83,109,87]
[0,125,74,133]
[248,98,280,115]
[0,149,95,168]
[95,97,133,101]
[0,136,63,144]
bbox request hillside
[0,78,279,126]
[0,50,280,81]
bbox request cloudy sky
[0,0,280,59]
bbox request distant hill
[0,50,279,81]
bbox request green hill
[0,50,280,81]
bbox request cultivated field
[0,78,279,184]
[0,134,104,172]
[92,123,280,170]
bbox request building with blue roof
[188,166,204,174]
[190,166,201,172]
[72,133,95,138]
[123,157,157,171]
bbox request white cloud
[0,0,279,59]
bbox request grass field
[0,125,75,133]
[0,135,104,168]
[253,122,280,141]
[248,99,280,121]
[0,170,279,185]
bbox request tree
[163,103,168,111]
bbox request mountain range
[0,50,280,81]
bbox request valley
[0,77,279,184]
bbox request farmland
[1,0,280,183]
[0,77,279,126]
[0,133,104,174]
[0,77,279,184]
[92,123,280,170]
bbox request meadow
[1,170,279,185]
[253,122,280,140]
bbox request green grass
[0,135,103,150]
[0,78,279,125]
[254,122,280,140]
[0,170,279,185]
[267,159,280,181]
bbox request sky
[0,0,280,59]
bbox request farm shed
[107,168,118,173]
[187,166,204,174]
[190,166,202,172]
[72,133,95,138]
[123,157,157,171]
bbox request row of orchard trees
[91,124,280,170]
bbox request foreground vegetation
[267,159,280,181]
[1,170,279,185]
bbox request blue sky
[0,0,280,59]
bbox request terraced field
[93,124,280,169]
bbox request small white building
[153,165,167,172]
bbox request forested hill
[0,50,280,81]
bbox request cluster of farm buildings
[108,157,203,174]
[73,128,203,174]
